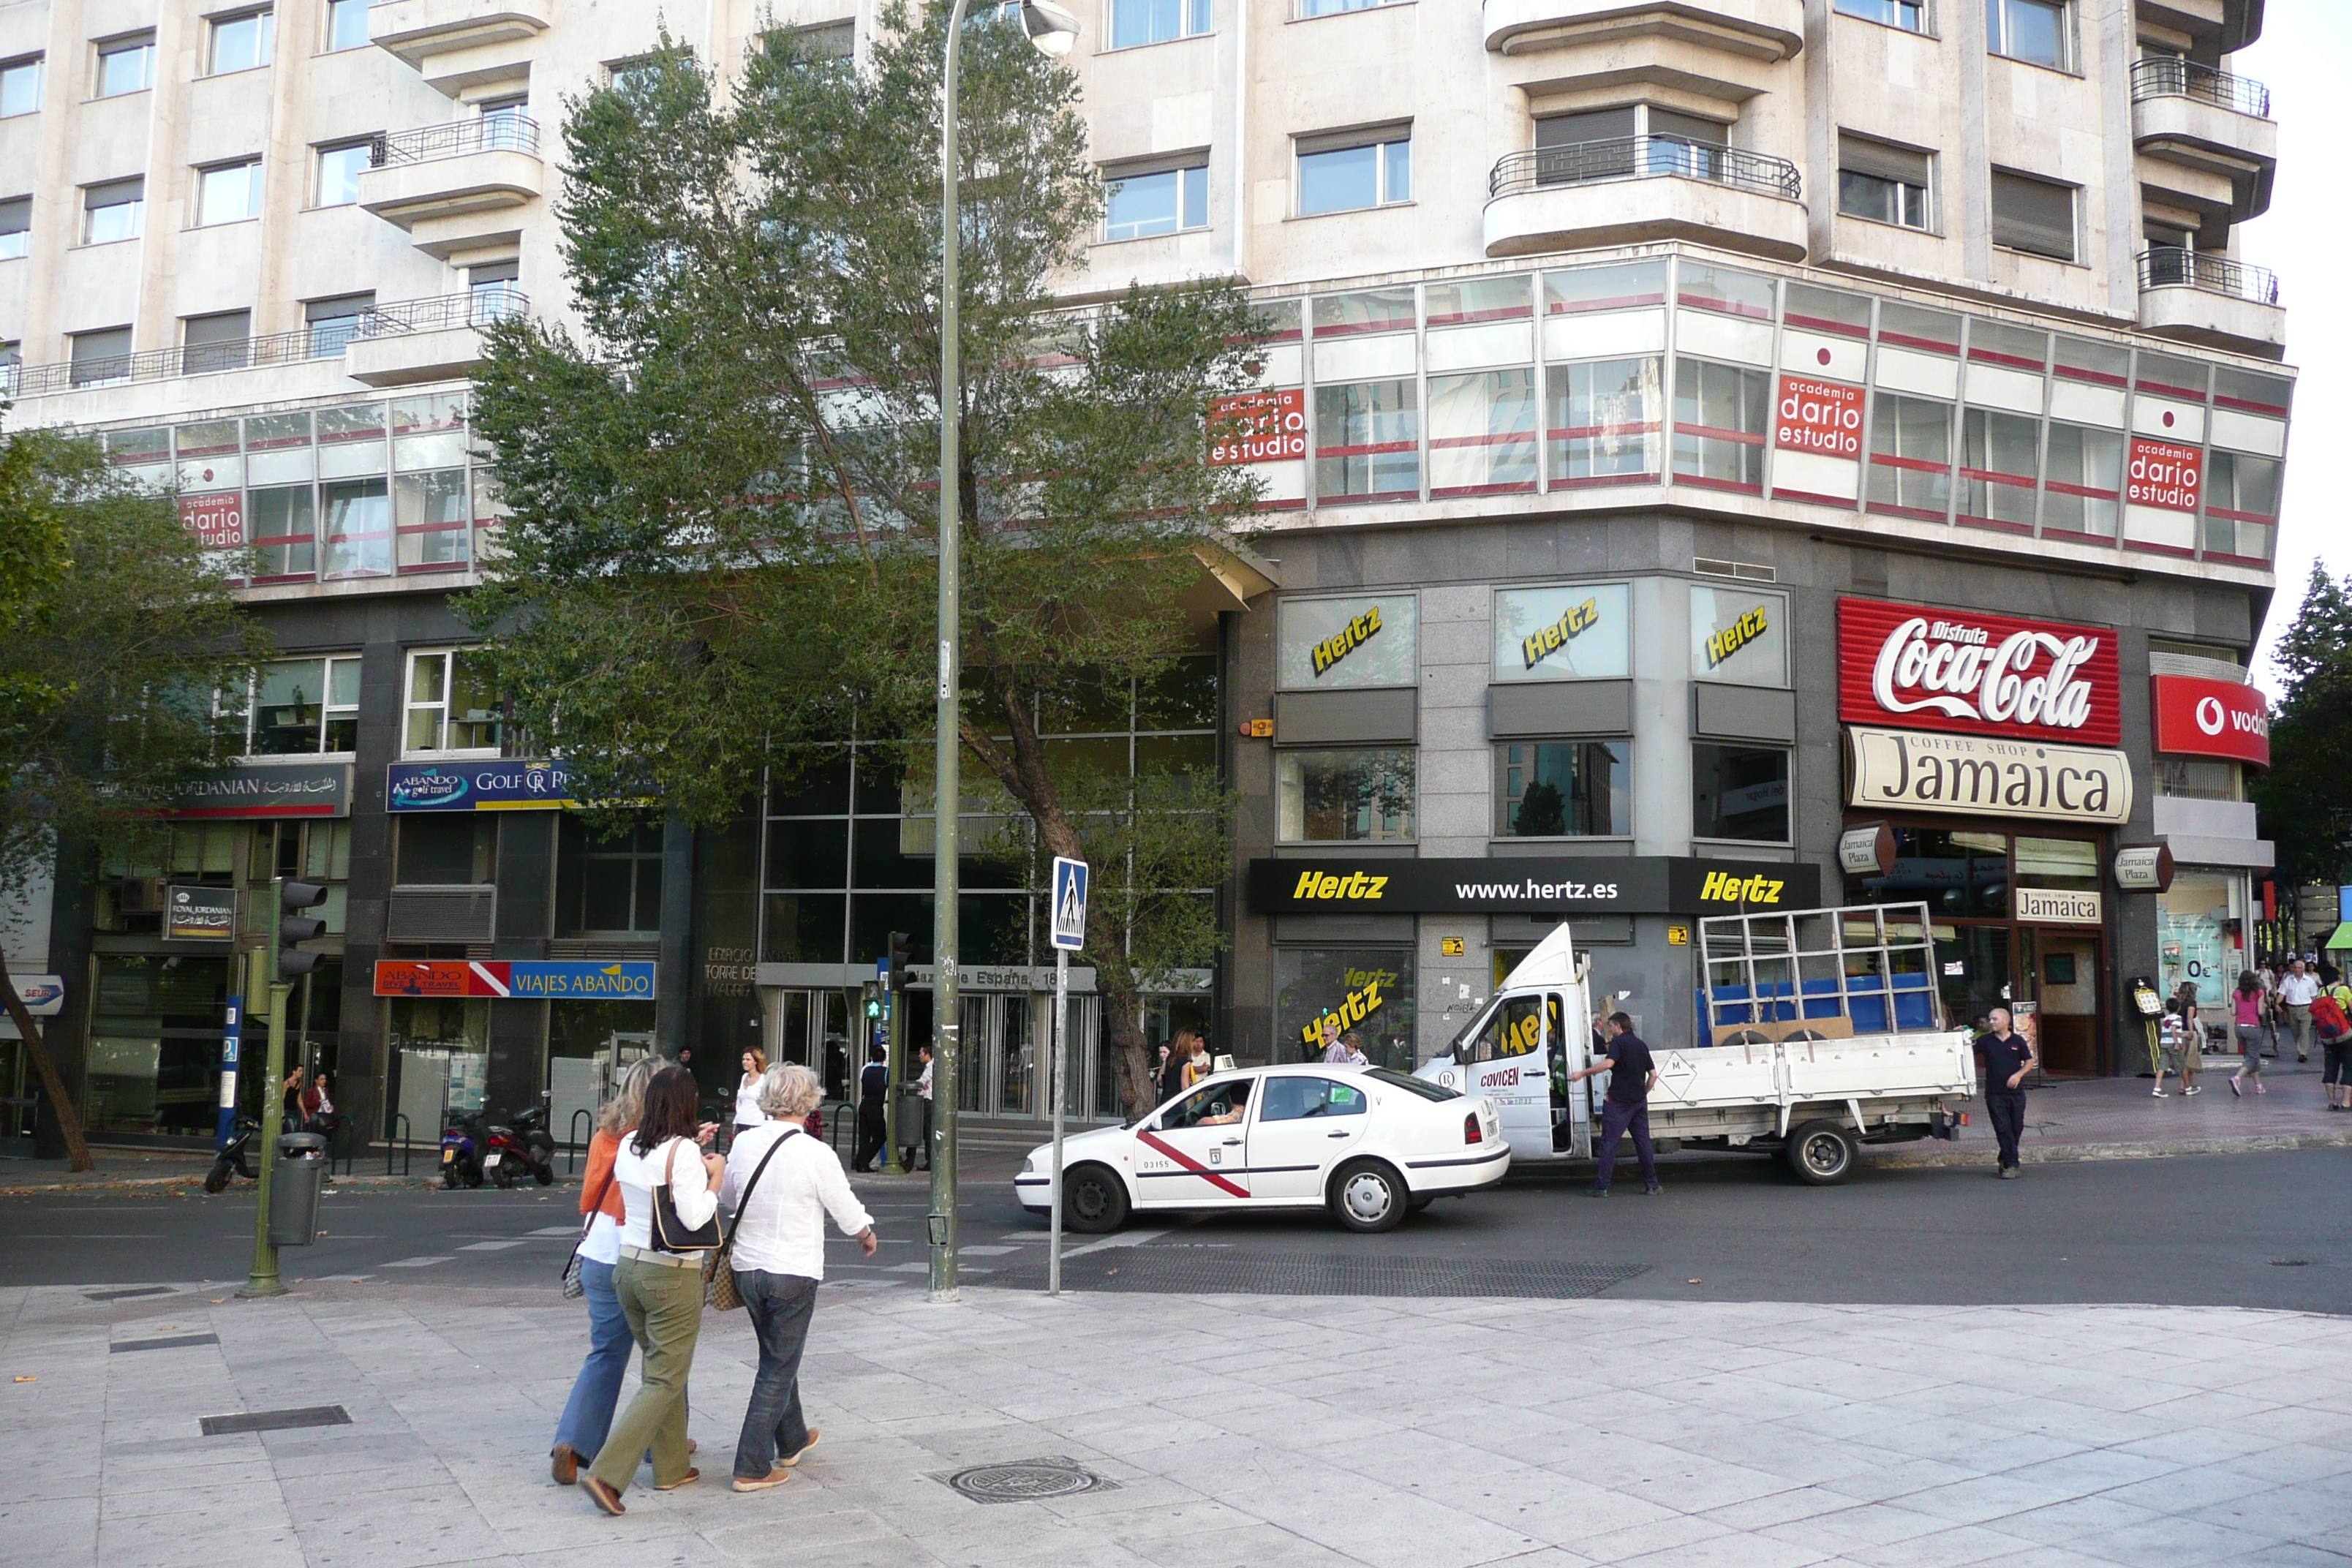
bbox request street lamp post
[929,0,1077,1305]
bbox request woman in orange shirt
[551,1058,657,1485]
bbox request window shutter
[83,177,141,208]
[1990,170,2076,261]
[1537,108,1637,146]
[1838,135,1929,186]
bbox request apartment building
[0,0,2288,1150]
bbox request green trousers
[588,1254,706,1493]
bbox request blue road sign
[1050,857,1089,951]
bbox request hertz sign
[1247,857,1820,915]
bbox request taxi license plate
[483,1152,502,1168]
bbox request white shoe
[2152,1088,2168,1097]
[2182,1085,2201,1096]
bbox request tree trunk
[0,970,92,1172]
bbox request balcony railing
[1,290,529,398]
[1488,137,1803,203]
[2130,56,2271,118]
[369,115,541,168]
[2137,247,2280,305]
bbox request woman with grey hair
[719,1063,878,1492]
[551,1058,662,1485]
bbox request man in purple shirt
[1567,1013,1660,1197]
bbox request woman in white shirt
[580,1065,724,1516]
[734,1048,769,1138]
[720,1063,877,1493]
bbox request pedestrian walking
[722,1064,879,1493]
[1976,1006,2037,1177]
[2280,957,2320,1063]
[1567,1012,1660,1197]
[2171,981,2204,1095]
[2230,973,2269,1098]
[2152,1000,2201,1097]
[903,1043,933,1171]
[851,1044,887,1172]
[734,1049,769,1141]
[550,1057,657,1487]
[1156,1032,1191,1105]
[580,1065,725,1516]
[1322,1030,1369,1067]
[2315,990,2352,1112]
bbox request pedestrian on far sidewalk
[2153,1000,2200,1097]
[1323,1030,1369,1067]
[851,1044,887,1172]
[723,1064,878,1493]
[734,1048,769,1142]
[2315,990,2352,1112]
[2171,981,2204,1095]
[1975,1006,2036,1177]
[904,1043,933,1172]
[2230,973,2269,1098]
[2280,957,2320,1063]
[1567,1012,1659,1197]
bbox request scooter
[204,1114,260,1194]
[485,1101,557,1188]
[440,1110,484,1189]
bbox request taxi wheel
[1785,1120,1857,1186]
[1064,1164,1128,1234]
[1329,1159,1407,1234]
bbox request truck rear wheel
[1785,1120,1857,1186]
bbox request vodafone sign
[2150,674,2269,766]
[1839,598,2122,747]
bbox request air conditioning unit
[116,879,168,913]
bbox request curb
[1874,1128,2352,1169]
[0,1172,573,1196]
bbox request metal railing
[354,287,530,338]
[1489,137,1803,203]
[2137,247,2280,304]
[370,114,541,168]
[2131,56,2271,118]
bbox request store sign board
[179,492,244,549]
[2127,438,2202,512]
[2114,843,2176,893]
[386,760,579,812]
[2149,675,2270,766]
[1838,598,2122,746]
[1837,821,1896,877]
[1245,856,1822,914]
[13,975,64,1017]
[1207,390,1306,464]
[1275,595,1418,690]
[2016,887,2103,925]
[1845,726,2133,825]
[171,762,353,819]
[1774,375,1865,459]
[1691,584,1788,687]
[1492,583,1631,681]
[164,885,237,941]
[375,960,656,998]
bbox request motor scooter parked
[486,1099,558,1188]
[204,1113,260,1194]
[440,1109,484,1189]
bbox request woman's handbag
[706,1128,797,1311]
[560,1164,619,1300]
[651,1141,725,1255]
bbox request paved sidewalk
[7,1274,2352,1567]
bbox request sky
[2236,10,2350,687]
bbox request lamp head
[1011,0,1080,56]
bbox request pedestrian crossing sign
[1051,857,1089,951]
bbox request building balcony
[2136,0,2264,53]
[343,288,528,388]
[370,0,551,68]
[1,327,341,400]
[2131,59,2275,220]
[2136,249,2284,360]
[358,118,543,257]
[1482,0,1801,59]
[1482,139,1805,262]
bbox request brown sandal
[550,1444,579,1486]
[581,1475,625,1515]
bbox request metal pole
[883,976,905,1175]
[237,949,289,1299]
[1049,946,1068,1294]
[929,0,974,1305]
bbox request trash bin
[268,1131,328,1247]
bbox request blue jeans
[1594,1098,1656,1190]
[552,1258,631,1457]
[734,1270,820,1479]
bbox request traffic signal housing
[886,930,911,991]
[274,880,330,981]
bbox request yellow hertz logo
[1523,597,1601,670]
[1292,870,1390,901]
[1705,606,1770,668]
[1311,606,1383,676]
[1700,870,1786,905]
[1300,977,1386,1046]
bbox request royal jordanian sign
[1845,726,2132,825]
[1247,856,1822,915]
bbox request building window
[2041,423,2121,538]
[323,0,371,52]
[1546,357,1662,486]
[69,327,132,387]
[566,821,665,934]
[1692,745,1789,843]
[1277,747,1416,842]
[1834,0,1926,29]
[1689,584,1788,686]
[1987,0,2068,70]
[397,814,496,885]
[323,477,391,578]
[208,9,276,74]
[2157,758,2239,802]
[1112,0,1210,47]
[1990,170,2076,260]
[1959,407,2040,529]
[196,159,265,226]
[1497,741,1629,837]
[1104,162,1208,239]
[1297,127,1410,216]
[2205,449,2281,562]
[314,141,372,206]
[82,178,144,244]
[1,54,42,116]
[404,649,503,755]
[182,309,252,373]
[1314,380,1418,502]
[0,195,26,259]
[94,34,154,97]
[1837,135,1931,230]
[242,655,363,755]
[1670,358,1768,493]
[250,484,316,580]
[306,292,374,355]
[1428,369,1537,497]
[1866,393,1952,520]
[1277,595,1419,689]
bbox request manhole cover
[936,1457,1118,1504]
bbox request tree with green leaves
[467,3,1265,1113]
[2253,562,2352,891]
[0,423,265,1169]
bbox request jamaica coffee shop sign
[1846,727,2133,826]
[1248,856,1823,914]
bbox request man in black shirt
[1976,1006,2037,1180]
[853,1044,889,1173]
[1567,1012,1660,1197]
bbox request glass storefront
[2158,870,2246,1014]
[88,955,230,1135]
[1275,946,1417,1071]
[386,995,488,1137]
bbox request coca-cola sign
[1839,598,2121,747]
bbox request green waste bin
[268,1131,328,1247]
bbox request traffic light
[272,880,329,982]
[886,930,911,991]
[862,981,883,1020]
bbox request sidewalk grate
[83,1286,173,1303]
[1008,1253,1650,1298]
[935,1458,1119,1504]
[199,1405,352,1437]
[111,1334,219,1354]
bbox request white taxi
[1013,1064,1507,1235]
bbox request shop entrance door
[2024,932,2103,1077]
[770,989,857,1102]
[1931,925,2011,1036]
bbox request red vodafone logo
[2152,675,2269,766]
[1838,598,2122,747]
